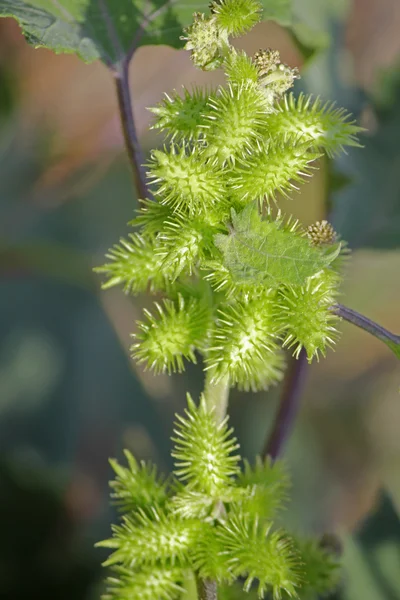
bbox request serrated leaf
[0,0,189,64]
[0,0,325,66]
[215,203,340,288]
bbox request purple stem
[262,348,308,460]
[331,303,400,353]
[117,2,179,197]
[113,61,149,200]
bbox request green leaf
[332,65,400,249]
[215,203,340,288]
[0,0,325,66]
[340,492,400,600]
[0,0,185,64]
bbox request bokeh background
[0,0,399,598]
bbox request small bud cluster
[253,48,280,75]
[181,12,228,71]
[307,220,337,246]
[254,48,300,99]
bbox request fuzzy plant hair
[96,0,363,598]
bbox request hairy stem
[197,579,218,600]
[113,61,149,199]
[262,349,308,460]
[331,303,400,358]
[193,373,230,600]
[203,373,230,424]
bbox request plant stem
[330,303,400,359]
[113,61,149,200]
[197,579,218,600]
[261,303,400,461]
[262,349,308,460]
[203,372,230,424]
[193,372,230,600]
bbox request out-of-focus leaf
[339,492,400,600]
[372,62,400,113]
[288,21,330,63]
[0,0,328,66]
[0,0,184,64]
[332,67,400,249]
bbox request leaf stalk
[113,62,149,199]
[330,303,400,358]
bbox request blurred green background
[0,0,399,598]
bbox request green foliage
[172,395,240,495]
[224,49,259,86]
[149,87,213,142]
[203,83,272,162]
[103,566,183,600]
[332,64,400,249]
[109,450,168,515]
[214,203,341,288]
[275,270,340,360]
[235,456,290,520]
[0,2,376,600]
[98,397,341,599]
[211,0,262,37]
[148,146,227,214]
[0,0,327,66]
[156,213,215,278]
[182,10,230,71]
[271,93,362,157]
[228,140,320,202]
[90,3,360,592]
[95,0,361,383]
[205,295,285,391]
[131,295,211,374]
[95,233,171,294]
[100,508,201,568]
[293,538,341,598]
[0,0,178,64]
[216,513,301,598]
